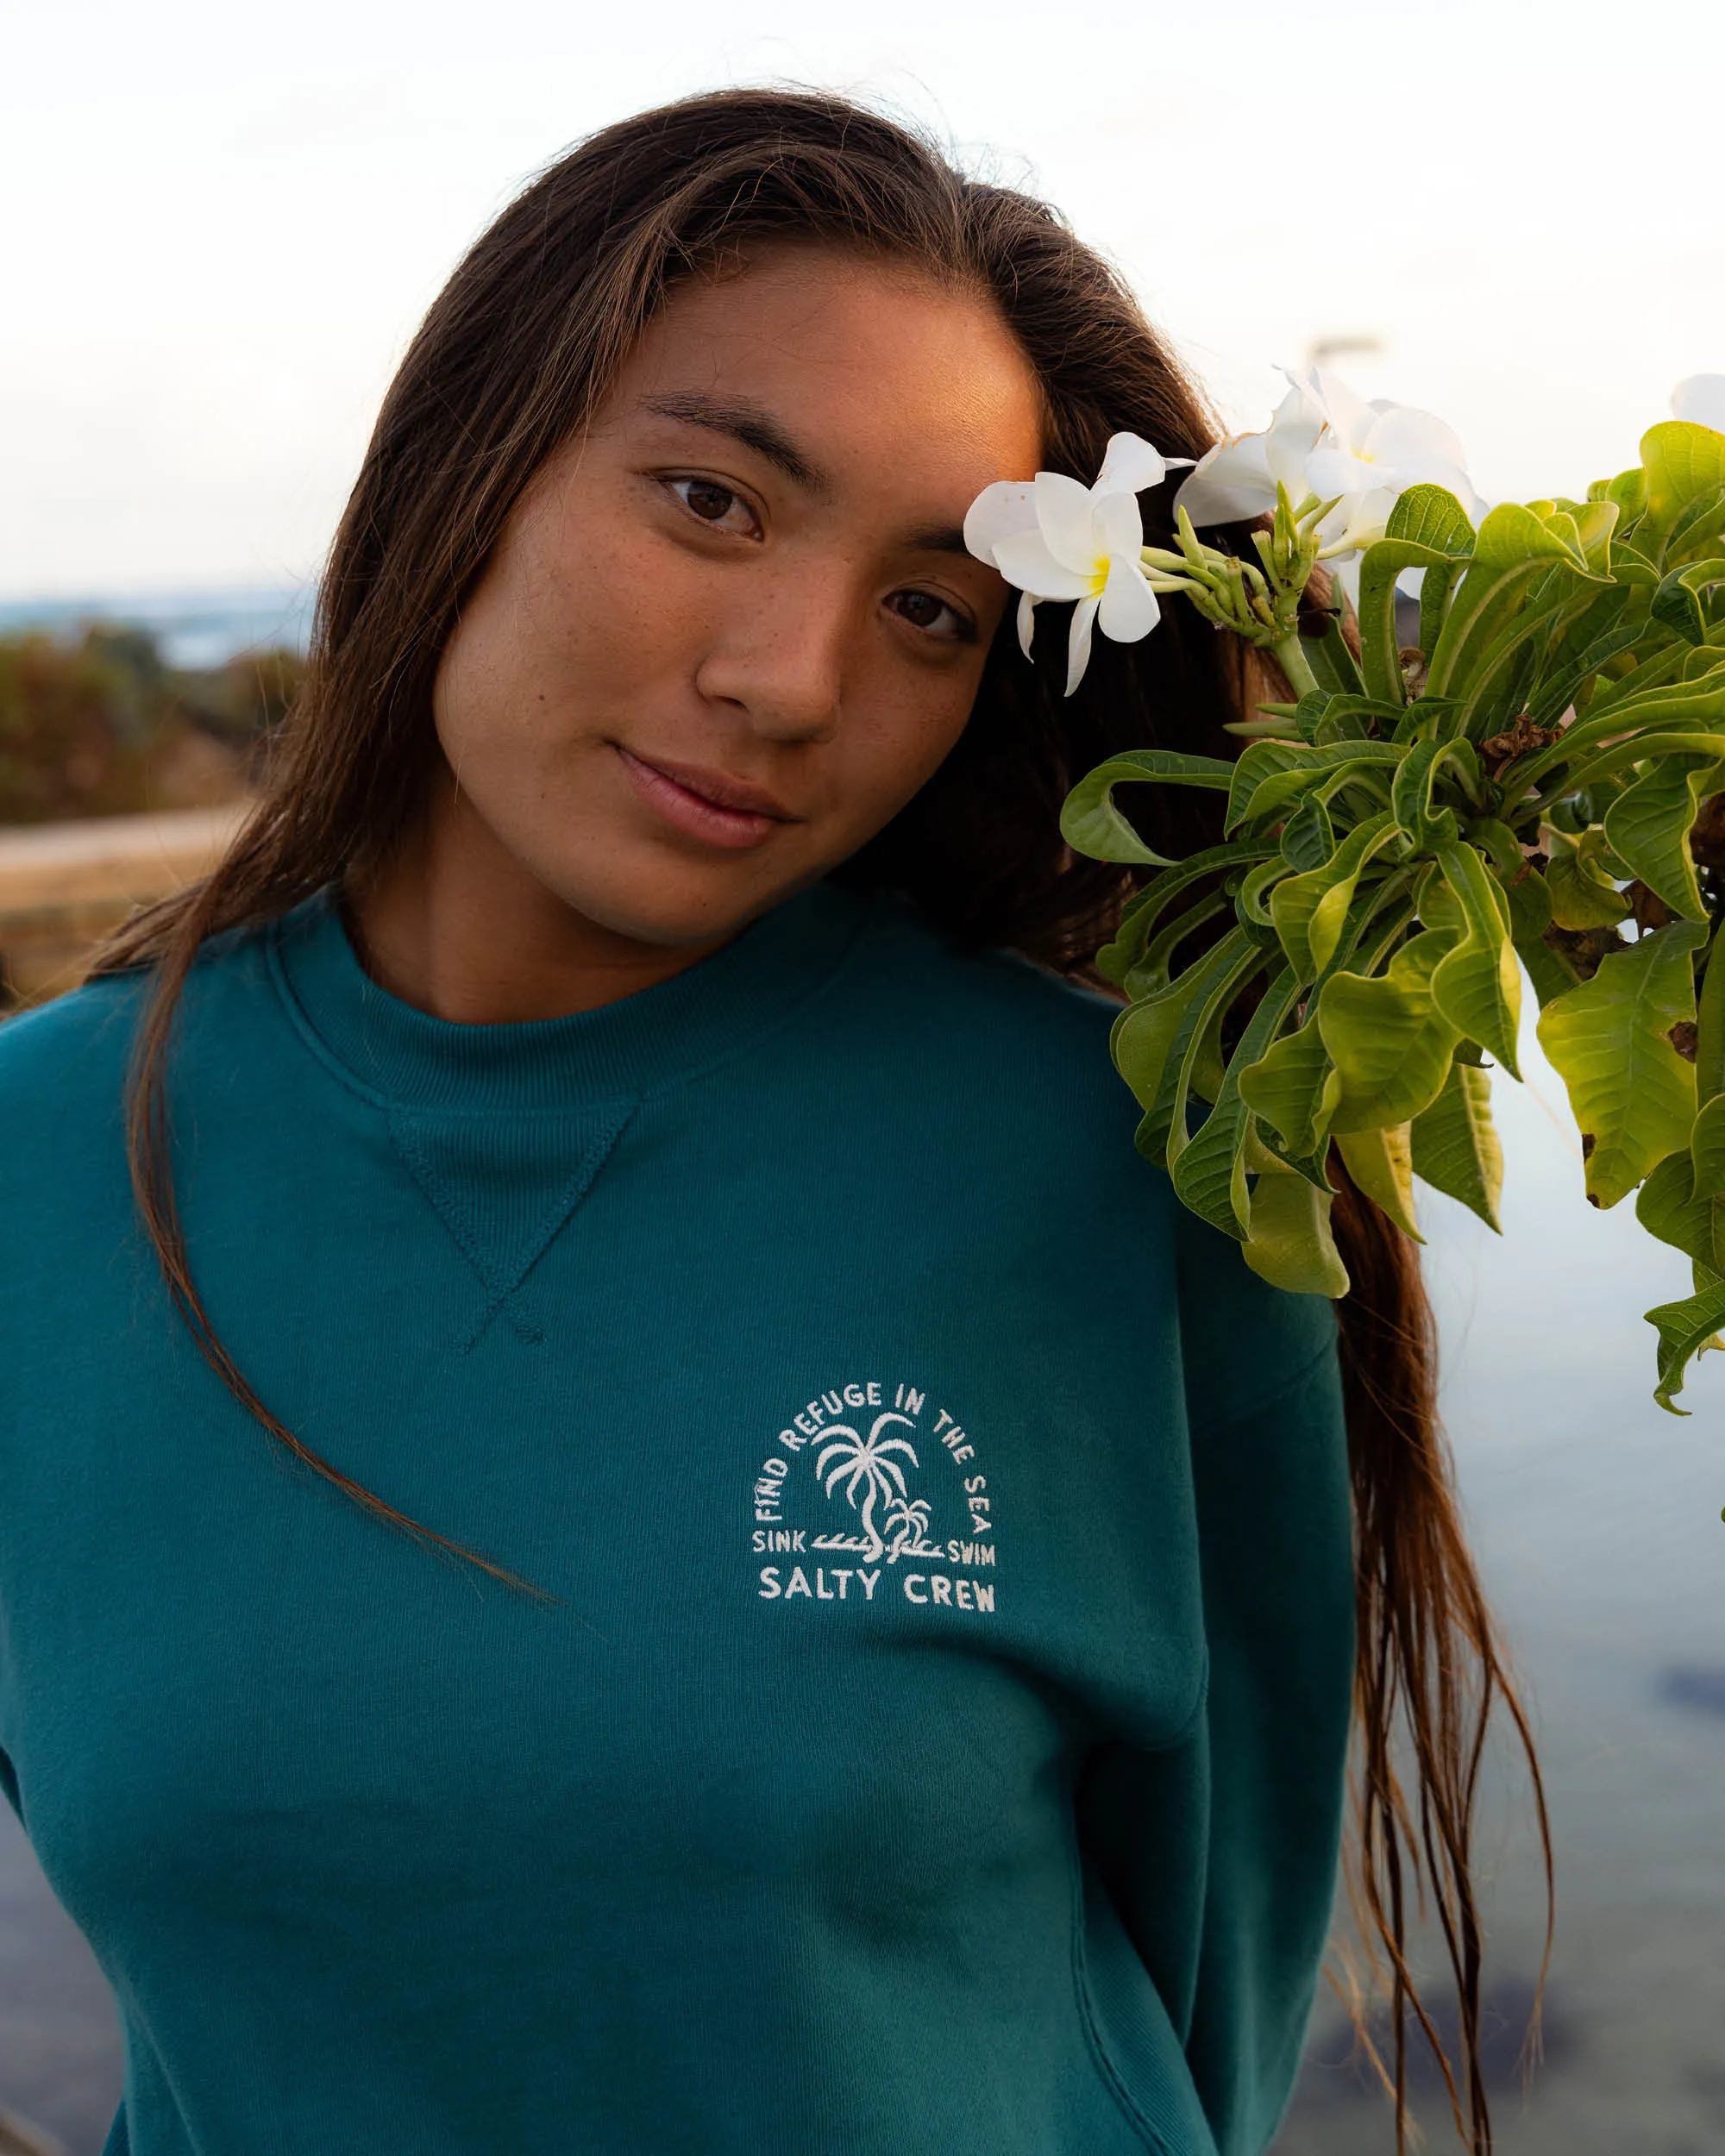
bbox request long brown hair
[91,87,1548,2152]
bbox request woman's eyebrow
[900,523,971,555]
[641,392,828,492]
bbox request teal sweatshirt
[0,878,1352,2156]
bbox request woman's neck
[344,768,737,1025]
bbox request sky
[3,0,1721,595]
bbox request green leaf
[1430,843,1523,1076]
[1280,795,1335,870]
[1498,862,1581,1009]
[1450,573,1605,742]
[1093,843,1264,986]
[1567,666,1725,750]
[1390,737,1476,850]
[1426,503,1603,705]
[1120,932,1263,1169]
[1061,750,1234,864]
[1602,754,1723,921]
[1170,972,1302,1239]
[1270,812,1400,981]
[1391,694,1459,745]
[1568,497,1620,574]
[1418,562,1464,659]
[1544,825,1632,931]
[1644,1275,1725,1413]
[1387,483,1477,557]
[1410,1059,1503,1232]
[1354,489,1475,699]
[1603,464,1648,516]
[1124,895,1230,1000]
[1695,1086,1725,1193]
[1634,1095,1725,1272]
[1238,1018,1334,1161]
[1299,614,1366,698]
[1536,919,1708,1207]
[1231,741,1404,831]
[1112,953,1220,1112]
[1336,1123,1423,1241]
[1641,422,1725,539]
[1555,731,1725,808]
[1650,558,1725,645]
[1311,693,1404,743]
[1695,931,1725,1105]
[1318,929,1462,1133]
[1667,481,1725,561]
[1239,1131,1351,1298]
[1236,856,1290,928]
[1225,739,1310,834]
[1636,1150,1713,1267]
[1358,538,1463,705]
[1525,589,1638,730]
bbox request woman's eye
[666,476,759,536]
[888,588,972,642]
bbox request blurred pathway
[0,1808,119,2156]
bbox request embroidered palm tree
[881,1495,936,1564]
[815,1413,919,1563]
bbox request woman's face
[428,246,1044,951]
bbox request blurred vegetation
[0,625,300,824]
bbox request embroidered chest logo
[752,1380,998,1614]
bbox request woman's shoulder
[0,923,272,1159]
[843,893,1341,1414]
[827,889,1164,1222]
[0,968,148,1117]
[844,891,1130,1105]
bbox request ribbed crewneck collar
[267,879,869,1112]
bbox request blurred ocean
[0,589,1720,2152]
[0,586,313,671]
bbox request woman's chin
[530,848,808,956]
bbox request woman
[0,90,1540,2156]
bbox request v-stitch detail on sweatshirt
[386,1100,636,1349]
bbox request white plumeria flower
[1175,367,1480,605]
[1673,375,1725,432]
[964,432,1187,695]
[1299,368,1477,557]
[1173,375,1327,526]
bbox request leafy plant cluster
[1060,420,1725,1408]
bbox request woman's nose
[692,578,850,743]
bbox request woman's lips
[613,744,794,852]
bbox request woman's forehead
[617,248,1044,494]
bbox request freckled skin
[349,248,1044,1023]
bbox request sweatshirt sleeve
[1076,1218,1355,2156]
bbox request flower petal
[1175,435,1276,523]
[1097,555,1162,643]
[993,529,1095,600]
[1016,591,1038,660]
[1673,375,1725,431]
[1095,431,1170,495]
[1318,484,1400,555]
[1301,366,1377,450]
[1065,595,1101,698]
[1305,446,1384,499]
[1273,371,1329,434]
[1031,471,1102,575]
[963,480,1038,567]
[1358,403,1469,475]
[1094,487,1145,558]
[1262,392,1326,494]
